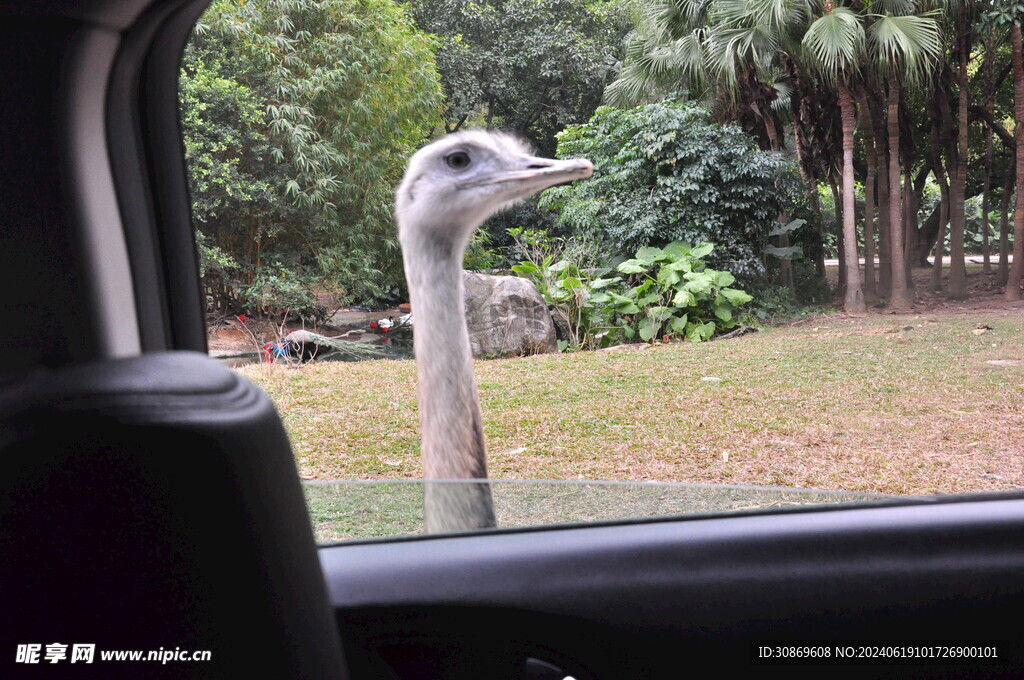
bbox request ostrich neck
[404,232,488,481]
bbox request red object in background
[381,327,388,333]
[237,314,247,322]
[382,339,389,345]
[369,322,378,329]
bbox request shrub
[610,242,753,342]
[541,101,797,283]
[510,229,754,350]
[509,228,620,350]
[236,262,329,325]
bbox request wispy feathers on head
[395,130,592,251]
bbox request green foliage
[509,228,621,350]
[180,51,289,234]
[236,262,330,326]
[611,241,753,343]
[509,229,753,350]
[195,230,241,285]
[480,197,559,257]
[183,0,444,311]
[541,101,797,282]
[463,231,504,271]
[408,0,630,155]
[981,1,1024,30]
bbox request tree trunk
[791,106,827,280]
[839,82,865,312]
[931,186,949,294]
[868,79,892,300]
[982,125,993,274]
[982,42,995,275]
[888,81,912,309]
[999,169,1012,287]
[930,118,950,294]
[857,89,878,304]
[1008,25,1024,301]
[903,154,918,286]
[948,36,970,300]
[830,179,845,297]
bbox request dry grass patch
[239,310,1024,497]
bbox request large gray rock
[462,272,557,358]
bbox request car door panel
[322,496,1024,679]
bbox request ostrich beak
[517,155,594,186]
[460,156,594,199]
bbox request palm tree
[855,86,879,303]
[1007,22,1024,301]
[978,0,1024,299]
[607,0,834,301]
[606,0,941,309]
[803,1,866,312]
[946,1,978,300]
[865,7,943,309]
[603,0,713,108]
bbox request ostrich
[396,131,593,533]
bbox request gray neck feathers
[403,234,486,479]
[401,227,497,532]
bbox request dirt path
[830,263,1024,316]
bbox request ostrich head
[396,130,593,251]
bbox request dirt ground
[902,263,1024,314]
[207,307,404,355]
[822,259,1023,318]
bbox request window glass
[184,0,1024,543]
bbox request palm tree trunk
[888,80,912,309]
[930,117,950,293]
[998,169,1012,287]
[857,89,878,304]
[839,81,865,312]
[903,154,917,287]
[948,38,970,300]
[868,78,892,299]
[982,126,993,274]
[1008,25,1024,301]
[982,44,995,275]
[830,179,845,296]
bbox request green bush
[464,231,505,272]
[510,229,754,350]
[610,242,753,342]
[236,262,329,325]
[540,101,797,283]
[509,228,621,351]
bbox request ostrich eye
[445,151,471,171]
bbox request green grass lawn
[240,309,1024,540]
[241,309,1024,495]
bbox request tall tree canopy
[409,0,629,155]
[182,0,443,311]
[602,0,1024,310]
